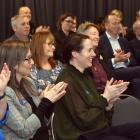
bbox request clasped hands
[114,49,131,63]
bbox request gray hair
[11,14,28,30]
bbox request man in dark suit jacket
[98,14,140,99]
[130,20,140,65]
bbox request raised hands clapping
[0,63,11,96]
[41,82,68,103]
[102,78,129,102]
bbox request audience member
[18,6,36,35]
[53,33,140,140]
[77,22,108,92]
[54,12,77,62]
[98,14,140,99]
[18,6,31,20]
[126,9,140,41]
[136,10,140,21]
[30,31,63,93]
[110,9,127,37]
[7,14,31,41]
[18,6,49,35]
[0,40,67,140]
[129,20,140,65]
[0,63,11,140]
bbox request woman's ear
[72,51,78,59]
[14,65,18,71]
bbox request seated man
[98,14,140,99]
[7,14,31,41]
[130,20,140,65]
[18,6,35,35]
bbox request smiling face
[43,38,55,58]
[73,38,96,71]
[84,26,99,48]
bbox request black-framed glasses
[64,20,75,24]
[24,56,33,64]
[44,41,56,47]
[48,42,56,47]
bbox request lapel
[103,33,114,57]
[118,38,125,50]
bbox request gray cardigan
[2,86,41,140]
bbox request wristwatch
[0,93,5,100]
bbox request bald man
[18,6,31,21]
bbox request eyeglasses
[48,42,55,47]
[64,20,75,25]
[24,56,33,64]
[44,42,55,47]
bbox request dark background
[0,0,140,41]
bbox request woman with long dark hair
[0,40,67,140]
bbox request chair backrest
[51,113,56,140]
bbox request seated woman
[0,40,67,140]
[53,33,140,140]
[0,63,11,140]
[30,31,63,92]
[53,12,77,62]
[77,22,108,92]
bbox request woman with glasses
[54,12,77,62]
[0,63,11,140]
[0,40,67,140]
[30,31,63,93]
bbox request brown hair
[63,33,89,64]
[110,9,122,19]
[31,31,56,69]
[57,12,76,31]
[0,40,36,96]
[0,40,29,83]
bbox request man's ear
[12,25,17,32]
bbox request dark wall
[0,0,140,41]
